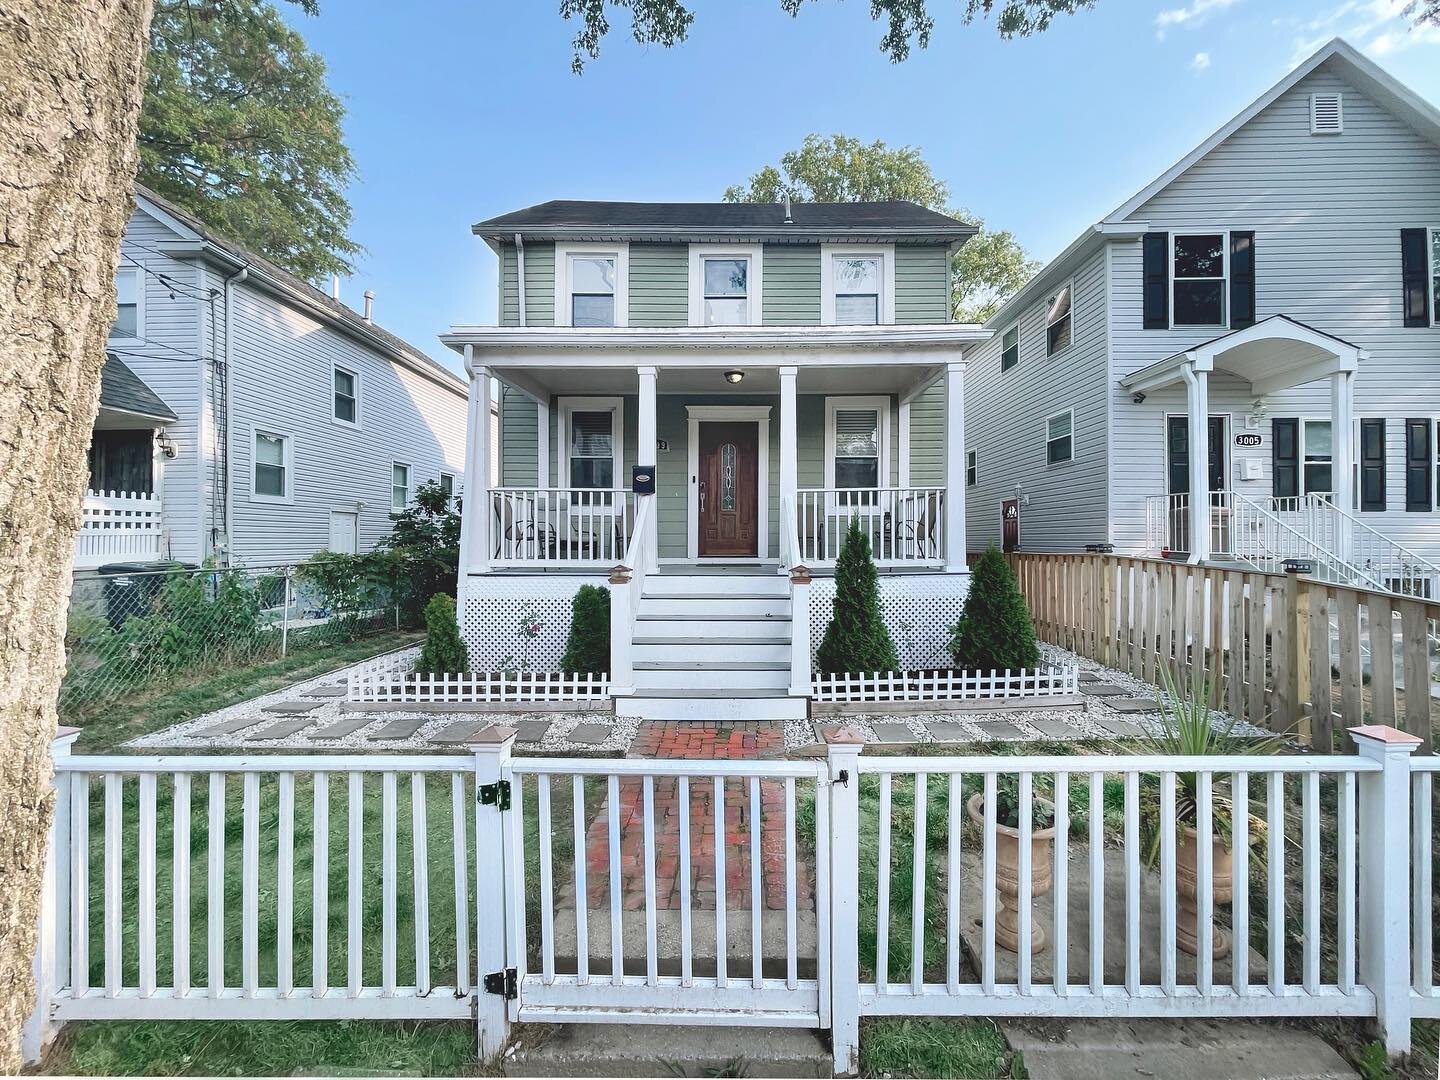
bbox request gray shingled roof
[100,352,179,421]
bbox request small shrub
[816,517,898,675]
[561,584,611,675]
[415,593,469,675]
[948,546,1039,672]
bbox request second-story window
[1046,283,1073,356]
[1000,325,1019,371]
[569,255,616,327]
[702,257,749,325]
[111,268,141,339]
[834,256,881,324]
[391,462,411,510]
[333,365,358,424]
[1173,234,1227,326]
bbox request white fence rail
[25,726,1436,1071]
[796,487,944,567]
[490,488,635,567]
[75,489,163,569]
[349,670,611,704]
[811,666,1079,704]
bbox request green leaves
[816,517,899,675]
[560,584,611,676]
[416,593,469,675]
[948,545,1040,673]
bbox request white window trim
[688,244,763,326]
[1309,91,1343,135]
[1044,408,1075,467]
[553,242,629,328]
[250,425,294,505]
[820,244,896,325]
[109,265,145,342]
[1169,230,1230,330]
[966,448,978,487]
[1000,322,1020,371]
[1044,279,1075,358]
[390,460,412,512]
[332,363,360,428]
[439,471,456,498]
[558,396,625,508]
[823,395,892,492]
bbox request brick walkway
[579,722,814,911]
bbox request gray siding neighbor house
[78,189,468,572]
[963,38,1440,596]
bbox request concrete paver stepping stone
[1080,683,1129,697]
[870,722,917,743]
[1106,697,1163,714]
[303,685,348,698]
[975,720,1024,741]
[514,720,553,743]
[1078,671,1103,683]
[193,715,266,736]
[926,721,974,742]
[264,699,322,714]
[312,717,375,739]
[1031,717,1083,739]
[246,718,315,740]
[567,723,612,746]
[370,719,425,740]
[430,721,490,744]
[1093,716,1146,737]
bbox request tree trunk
[0,1,153,1068]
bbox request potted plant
[966,774,1057,951]
[1134,667,1279,958]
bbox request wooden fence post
[825,728,865,1078]
[474,727,517,1059]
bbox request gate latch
[478,780,511,811]
[484,967,517,999]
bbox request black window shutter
[1272,418,1299,500]
[1401,229,1430,328]
[1405,418,1433,511]
[1143,232,1168,329]
[1230,231,1255,329]
[1360,418,1386,512]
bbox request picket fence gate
[25,726,1439,1076]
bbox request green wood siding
[499,241,555,327]
[908,383,945,486]
[762,244,821,324]
[630,243,688,326]
[895,245,950,323]
[500,387,537,486]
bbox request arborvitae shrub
[816,517,899,674]
[561,584,611,675]
[948,546,1040,672]
[415,593,469,674]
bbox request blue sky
[285,0,1440,373]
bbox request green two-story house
[443,199,989,720]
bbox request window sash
[831,407,881,490]
[569,255,617,327]
[1001,326,1019,371]
[966,450,977,486]
[568,409,616,490]
[112,270,139,338]
[333,368,357,422]
[392,463,410,509]
[1046,286,1072,356]
[1046,413,1073,464]
[1172,233,1228,326]
[1302,419,1333,495]
[254,433,287,497]
[835,293,879,325]
[439,473,454,498]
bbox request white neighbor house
[962,38,1440,596]
[445,200,989,720]
[80,188,468,572]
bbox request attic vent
[1310,92,1343,134]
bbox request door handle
[699,479,706,513]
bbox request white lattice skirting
[460,574,611,671]
[808,573,971,670]
[811,666,1079,703]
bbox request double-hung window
[833,256,881,324]
[253,430,290,501]
[439,472,455,500]
[111,268,141,339]
[1000,325,1019,371]
[1045,284,1073,356]
[689,246,761,326]
[1302,420,1333,495]
[825,397,890,508]
[333,365,358,424]
[562,399,623,503]
[391,463,411,510]
[569,255,617,326]
[1432,228,1440,324]
[1172,234,1227,326]
[1046,410,1074,465]
[966,449,978,487]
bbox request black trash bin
[97,561,196,630]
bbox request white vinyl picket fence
[810,666,1079,704]
[25,725,1438,1073]
[349,670,611,704]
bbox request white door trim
[686,405,771,561]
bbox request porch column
[637,366,658,572]
[779,366,798,554]
[536,399,550,488]
[1331,370,1355,560]
[1183,361,1210,563]
[944,361,967,572]
[462,358,492,574]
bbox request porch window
[833,256,881,325]
[966,449,977,487]
[1302,420,1332,494]
[1001,325,1019,371]
[333,365,358,424]
[569,255,617,327]
[702,257,749,325]
[392,462,411,510]
[568,409,616,488]
[111,268,141,339]
[1045,283,1072,356]
[1172,234,1227,326]
[253,430,290,501]
[1046,410,1073,465]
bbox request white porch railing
[74,490,162,569]
[796,487,944,567]
[490,488,636,567]
[781,497,812,698]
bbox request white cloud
[1192,51,1212,71]
[1155,0,1242,40]
[1288,0,1440,63]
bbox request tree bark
[0,1,153,1068]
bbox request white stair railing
[780,496,811,699]
[1303,494,1440,598]
[607,494,654,696]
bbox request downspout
[221,264,249,564]
[514,233,526,328]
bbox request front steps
[617,572,807,721]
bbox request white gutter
[221,265,249,563]
[515,233,526,328]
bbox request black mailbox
[632,465,656,495]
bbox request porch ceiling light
[723,369,745,385]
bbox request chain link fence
[60,561,401,720]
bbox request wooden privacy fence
[1007,554,1439,749]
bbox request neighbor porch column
[536,399,550,489]
[637,365,658,572]
[461,354,492,574]
[944,361,967,572]
[779,366,798,557]
[1183,361,1210,563]
[1331,369,1355,561]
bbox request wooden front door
[698,422,759,557]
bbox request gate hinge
[484,967,517,999]
[478,780,511,810]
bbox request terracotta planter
[1175,825,1233,958]
[967,791,1057,952]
